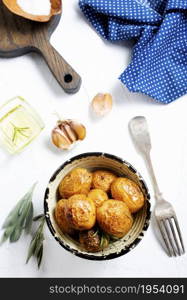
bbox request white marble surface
[0,0,187,278]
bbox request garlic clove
[51,127,72,150]
[63,123,77,143]
[68,120,86,141]
[91,93,113,116]
[2,0,62,22]
[51,119,86,150]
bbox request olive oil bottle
[0,97,44,153]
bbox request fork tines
[158,216,185,257]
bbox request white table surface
[0,0,187,278]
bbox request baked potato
[111,177,145,213]
[55,199,75,235]
[88,189,108,208]
[59,168,92,199]
[79,229,109,252]
[92,170,117,192]
[97,199,133,238]
[64,194,96,231]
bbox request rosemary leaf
[12,127,17,143]
[100,235,104,248]
[17,130,29,138]
[17,127,30,130]
[11,123,30,143]
[100,232,110,249]
[93,229,99,237]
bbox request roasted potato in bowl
[92,170,117,192]
[111,177,145,213]
[55,199,75,236]
[97,200,133,238]
[64,194,96,231]
[59,167,92,198]
[44,152,151,260]
[88,189,108,208]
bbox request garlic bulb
[91,93,113,116]
[51,120,86,150]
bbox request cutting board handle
[35,41,81,94]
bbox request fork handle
[142,151,163,202]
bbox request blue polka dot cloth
[79,0,187,104]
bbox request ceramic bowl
[44,152,151,260]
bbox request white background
[0,0,187,278]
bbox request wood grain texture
[0,2,81,94]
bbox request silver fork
[129,116,185,257]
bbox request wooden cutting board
[0,2,81,94]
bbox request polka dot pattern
[79,0,187,103]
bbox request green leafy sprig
[100,232,110,249]
[1,184,46,269]
[1,183,36,244]
[93,228,110,249]
[26,215,45,269]
[11,123,30,143]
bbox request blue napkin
[79,0,187,104]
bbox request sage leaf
[34,233,44,257]
[1,183,37,244]
[10,225,22,243]
[18,182,37,216]
[2,198,25,229]
[24,202,34,233]
[33,214,45,222]
[37,245,43,269]
[19,200,32,228]
[0,226,15,244]
[26,238,37,264]
[26,216,45,268]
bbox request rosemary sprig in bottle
[11,122,30,143]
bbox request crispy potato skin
[92,170,117,192]
[56,168,144,252]
[88,189,108,208]
[55,199,75,235]
[59,168,92,198]
[65,194,96,231]
[111,178,145,213]
[97,200,133,238]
